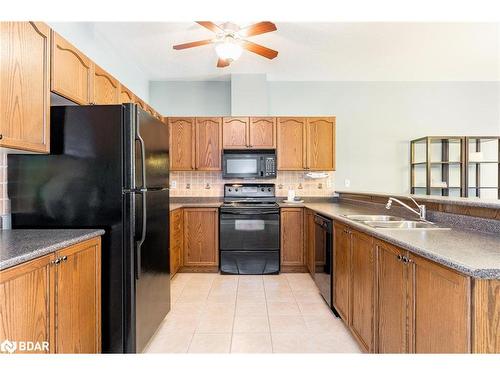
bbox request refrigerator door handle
[136,129,147,190]
[134,122,148,280]
[135,191,147,279]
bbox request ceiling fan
[173,21,278,68]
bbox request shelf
[467,161,499,164]
[411,161,462,165]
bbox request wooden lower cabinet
[332,221,475,354]
[472,279,500,353]
[376,240,412,353]
[0,237,101,353]
[304,209,316,276]
[55,238,101,353]
[350,230,375,352]
[183,208,218,269]
[169,209,183,277]
[412,254,471,353]
[280,208,305,270]
[333,222,351,323]
[0,253,54,353]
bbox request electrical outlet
[170,180,177,189]
[344,179,351,187]
[326,179,332,188]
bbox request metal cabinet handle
[51,258,61,265]
[61,256,68,262]
[0,134,3,140]
[397,254,403,261]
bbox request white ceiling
[89,22,500,81]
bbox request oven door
[219,209,280,251]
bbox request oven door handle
[220,209,280,215]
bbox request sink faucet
[386,197,428,221]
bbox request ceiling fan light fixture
[214,38,242,62]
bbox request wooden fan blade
[241,40,278,59]
[196,21,223,33]
[239,21,277,37]
[173,39,213,50]
[217,58,230,68]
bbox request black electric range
[219,183,280,275]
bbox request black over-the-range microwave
[222,149,277,179]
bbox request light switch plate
[170,180,177,189]
[344,179,351,187]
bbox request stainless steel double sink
[343,214,450,230]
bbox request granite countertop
[0,229,105,271]
[304,202,500,279]
[335,190,500,209]
[168,197,500,279]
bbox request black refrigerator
[8,104,170,353]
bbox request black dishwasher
[314,214,339,316]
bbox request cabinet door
[350,230,375,352]
[305,209,316,276]
[223,117,248,148]
[195,117,222,170]
[333,222,350,322]
[93,64,120,104]
[169,117,195,170]
[0,254,55,353]
[170,208,183,277]
[376,241,410,353]
[119,84,135,103]
[55,238,101,353]
[183,208,218,266]
[277,117,306,170]
[249,117,276,149]
[280,208,305,267]
[307,117,336,170]
[51,31,93,104]
[0,22,50,153]
[412,255,471,353]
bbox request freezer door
[134,188,170,352]
[135,108,169,189]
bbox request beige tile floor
[143,273,361,353]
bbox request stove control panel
[224,183,275,198]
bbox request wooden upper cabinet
[55,238,101,353]
[376,240,411,353]
[280,208,305,267]
[0,22,51,153]
[223,117,248,148]
[277,117,306,170]
[350,230,375,352]
[51,31,93,104]
[119,84,135,103]
[195,117,222,170]
[412,254,471,353]
[93,64,120,104]
[249,117,276,149]
[183,208,218,266]
[169,117,195,170]
[0,253,55,353]
[307,117,336,170]
[333,222,351,322]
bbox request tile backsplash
[169,171,335,197]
